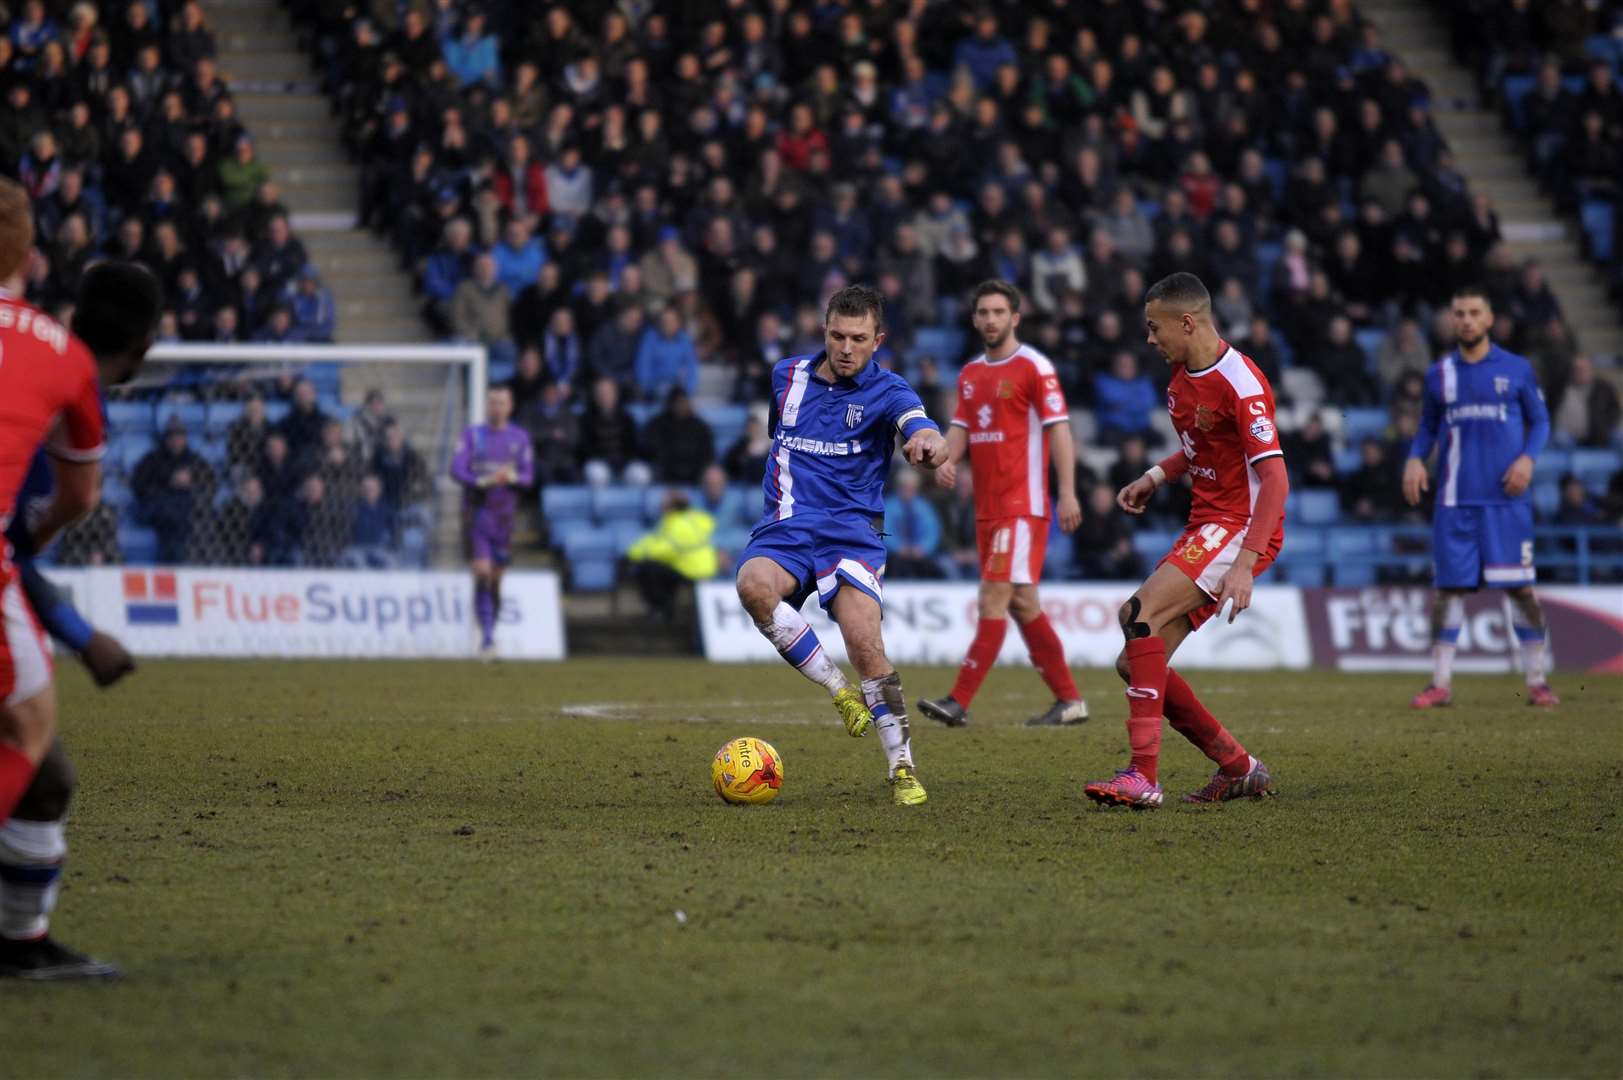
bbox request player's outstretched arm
[31,458,101,554]
[1213,456,1288,623]
[1402,456,1429,506]
[1119,450,1189,514]
[1047,421,1081,531]
[904,427,948,470]
[935,425,968,488]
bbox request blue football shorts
[738,513,887,610]
[1433,502,1535,589]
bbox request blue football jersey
[757,352,938,528]
[1410,344,1549,508]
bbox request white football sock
[1434,596,1464,690]
[862,673,913,777]
[1512,610,1548,687]
[757,601,847,696]
[0,818,65,941]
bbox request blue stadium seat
[102,477,134,509]
[1327,527,1375,560]
[1287,526,1327,558]
[1340,407,1388,445]
[541,484,593,523]
[1262,158,1287,200]
[1334,562,1376,586]
[1539,448,1572,477]
[1585,34,1623,76]
[303,363,343,398]
[571,557,619,592]
[1297,489,1342,526]
[555,519,613,559]
[400,526,428,566]
[1501,75,1536,131]
[155,402,208,432]
[117,523,158,563]
[118,437,150,473]
[1532,481,1561,518]
[1353,329,1387,373]
[700,404,748,457]
[206,401,244,433]
[912,326,967,363]
[107,400,154,435]
[1136,199,1162,222]
[609,519,646,554]
[1571,448,1620,490]
[626,402,659,426]
[643,485,697,520]
[263,400,291,424]
[1044,522,1075,579]
[1581,200,1615,264]
[1132,530,1176,562]
[194,434,228,469]
[1334,446,1363,474]
[714,525,751,557]
[1279,560,1328,586]
[592,485,647,522]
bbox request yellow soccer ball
[711,737,784,804]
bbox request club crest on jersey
[844,402,864,428]
[997,380,1014,399]
[1249,415,1275,443]
[1195,405,1216,431]
[1494,376,1510,395]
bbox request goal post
[144,342,492,425]
[50,341,493,574]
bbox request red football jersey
[951,344,1069,519]
[0,293,104,575]
[1165,344,1284,539]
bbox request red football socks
[950,618,1007,707]
[1123,636,1167,783]
[1017,613,1080,701]
[0,745,37,826]
[1164,668,1250,776]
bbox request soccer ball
[711,737,784,805]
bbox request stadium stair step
[1365,0,1623,366]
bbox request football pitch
[11,657,1622,1077]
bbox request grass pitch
[8,658,1622,1077]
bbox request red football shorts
[0,573,52,705]
[976,516,1048,585]
[1159,522,1280,630]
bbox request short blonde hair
[0,177,36,282]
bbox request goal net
[45,343,489,572]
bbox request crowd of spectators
[25,0,1620,579]
[7,0,335,343]
[57,378,433,568]
[278,0,1620,579]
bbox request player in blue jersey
[0,260,161,981]
[451,384,535,656]
[734,285,948,806]
[1403,284,1558,709]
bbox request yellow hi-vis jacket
[626,507,719,580]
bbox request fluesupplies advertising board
[698,581,1312,669]
[49,567,566,659]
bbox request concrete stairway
[206,0,425,347]
[206,0,465,562]
[1364,0,1623,362]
